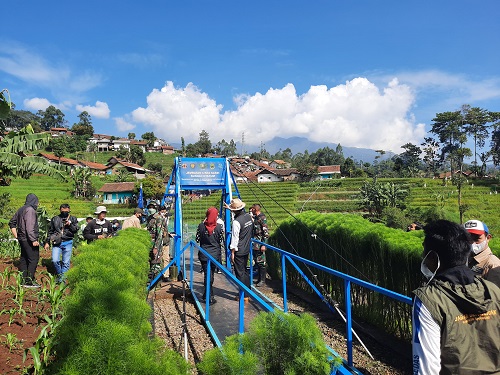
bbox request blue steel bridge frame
[149,157,413,374]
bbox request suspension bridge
[147,157,413,374]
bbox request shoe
[235,296,249,302]
[161,277,171,282]
[209,298,217,305]
[216,269,222,274]
[254,281,262,287]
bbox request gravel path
[151,279,412,375]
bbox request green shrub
[268,212,422,340]
[198,310,336,375]
[48,228,189,375]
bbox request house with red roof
[106,157,150,179]
[98,182,136,204]
[316,165,341,180]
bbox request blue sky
[1,1,499,154]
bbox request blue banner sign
[179,158,226,187]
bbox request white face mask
[471,240,488,255]
[421,251,440,285]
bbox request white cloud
[114,117,136,132]
[23,97,54,111]
[131,79,425,152]
[0,41,102,101]
[76,101,110,119]
[384,70,500,104]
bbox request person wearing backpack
[44,204,79,284]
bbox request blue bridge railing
[148,238,413,374]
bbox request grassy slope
[3,172,499,239]
[2,152,177,218]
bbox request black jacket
[46,214,79,245]
[9,193,39,242]
[83,219,113,242]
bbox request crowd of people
[7,192,500,372]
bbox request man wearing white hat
[225,198,253,300]
[464,219,500,287]
[83,206,114,243]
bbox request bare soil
[0,248,54,375]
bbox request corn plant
[38,272,67,318]
[24,314,62,375]
[5,308,17,326]
[2,332,21,353]
[24,343,43,375]
[0,229,19,259]
[11,271,27,318]
[1,267,17,289]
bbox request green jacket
[414,269,500,374]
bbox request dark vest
[234,212,253,255]
[197,222,223,261]
[413,277,500,373]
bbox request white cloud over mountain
[130,78,426,152]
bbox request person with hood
[412,220,500,374]
[226,198,253,301]
[196,207,224,304]
[9,193,41,287]
[44,204,79,284]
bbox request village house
[269,159,291,169]
[49,127,74,137]
[38,152,80,168]
[78,160,108,174]
[106,157,149,179]
[316,165,341,180]
[98,182,136,204]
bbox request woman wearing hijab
[196,207,224,305]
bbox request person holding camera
[44,204,79,284]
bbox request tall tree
[2,107,40,132]
[421,137,441,177]
[489,112,500,167]
[71,111,94,137]
[127,132,136,140]
[37,105,66,131]
[430,110,464,174]
[214,139,237,156]
[393,143,422,177]
[50,137,67,163]
[196,130,212,155]
[141,132,157,147]
[462,105,490,175]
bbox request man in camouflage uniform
[147,205,171,281]
[250,204,269,287]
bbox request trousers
[18,239,40,283]
[233,252,250,295]
[52,240,74,277]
